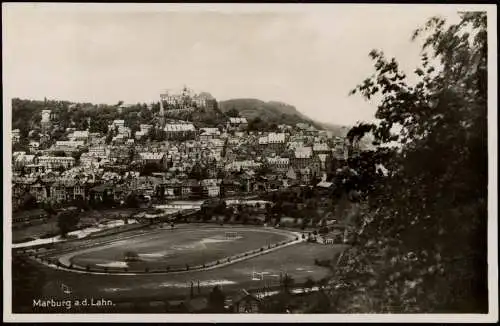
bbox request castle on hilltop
[159,86,216,116]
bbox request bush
[314,259,331,267]
[86,264,90,271]
[260,248,264,252]
[124,250,140,262]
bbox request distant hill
[219,98,349,135]
[319,122,350,137]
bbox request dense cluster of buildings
[12,88,360,211]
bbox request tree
[105,132,113,145]
[304,277,315,293]
[57,208,80,238]
[226,107,240,117]
[188,163,209,180]
[124,251,140,262]
[141,162,165,176]
[21,192,37,210]
[71,150,85,162]
[125,193,140,208]
[280,273,295,293]
[12,255,46,312]
[207,285,226,313]
[332,12,487,313]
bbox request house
[163,123,197,140]
[162,180,183,198]
[88,146,108,159]
[118,126,132,138]
[111,120,125,129]
[263,132,287,152]
[68,130,89,141]
[80,153,99,167]
[220,178,240,196]
[291,147,313,169]
[112,134,126,144]
[285,166,297,180]
[90,184,115,201]
[139,124,153,133]
[201,179,221,197]
[12,129,21,143]
[109,147,130,163]
[135,130,147,140]
[317,153,332,172]
[37,156,76,170]
[13,152,36,171]
[298,168,312,184]
[225,160,261,172]
[29,141,40,152]
[29,182,48,203]
[199,128,220,141]
[231,290,263,313]
[138,152,167,167]
[227,117,248,130]
[181,179,200,198]
[55,140,85,148]
[50,181,68,203]
[310,155,322,177]
[313,142,331,155]
[267,157,289,173]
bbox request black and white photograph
[2,3,497,323]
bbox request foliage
[124,193,140,208]
[57,208,80,237]
[304,277,316,292]
[207,285,226,313]
[334,12,488,313]
[226,107,240,117]
[219,98,321,128]
[21,192,38,210]
[124,251,140,262]
[188,163,209,180]
[280,273,295,293]
[12,255,46,312]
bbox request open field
[12,208,140,244]
[25,240,347,304]
[69,227,292,270]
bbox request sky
[3,4,467,126]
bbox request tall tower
[159,90,168,127]
[41,109,52,134]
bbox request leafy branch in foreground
[334,12,487,313]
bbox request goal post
[252,271,264,281]
[225,231,239,239]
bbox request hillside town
[12,87,363,215]
[7,5,490,318]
